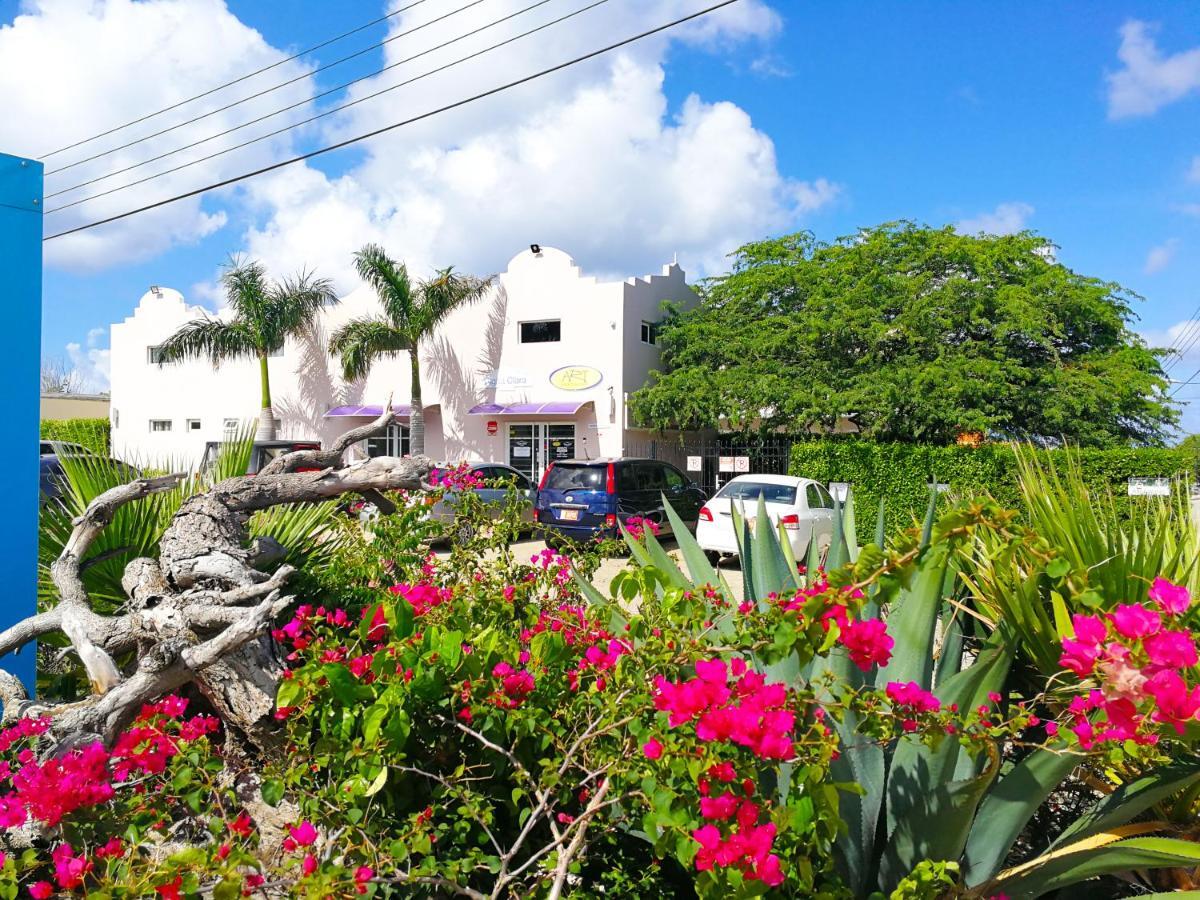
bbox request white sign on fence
[733,456,751,473]
[686,456,702,472]
[1128,476,1171,497]
[718,456,735,473]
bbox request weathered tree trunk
[0,406,433,754]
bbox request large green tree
[330,245,492,455]
[158,259,338,441]
[633,223,1177,446]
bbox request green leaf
[962,745,1080,885]
[879,541,952,689]
[748,493,794,607]
[261,778,284,807]
[362,703,389,744]
[364,766,388,797]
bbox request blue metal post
[0,152,43,692]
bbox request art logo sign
[549,366,602,391]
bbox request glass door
[508,423,576,482]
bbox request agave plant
[38,426,351,610]
[608,491,1200,898]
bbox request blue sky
[3,0,1200,430]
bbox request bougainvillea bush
[7,480,1200,897]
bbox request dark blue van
[535,458,707,542]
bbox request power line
[1167,322,1200,370]
[45,0,490,181]
[39,0,431,160]
[44,0,601,214]
[44,0,742,242]
[1164,314,1200,369]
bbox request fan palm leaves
[331,244,492,455]
[157,259,338,440]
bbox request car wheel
[455,521,476,546]
[704,550,722,567]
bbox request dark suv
[534,458,706,542]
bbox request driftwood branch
[3,413,434,752]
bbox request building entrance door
[507,423,576,482]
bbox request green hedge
[789,441,1195,543]
[41,418,110,455]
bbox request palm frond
[353,244,413,331]
[264,270,340,349]
[415,268,494,334]
[329,317,411,382]
[220,258,270,324]
[157,317,260,367]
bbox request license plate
[559,508,581,522]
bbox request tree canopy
[632,223,1177,446]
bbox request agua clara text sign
[1128,476,1171,497]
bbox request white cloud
[64,327,111,392]
[956,201,1035,236]
[1176,202,1200,217]
[1106,20,1200,119]
[239,0,830,287]
[1144,238,1180,274]
[1188,155,1200,183]
[0,0,317,271]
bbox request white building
[109,247,699,482]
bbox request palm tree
[157,259,338,441]
[330,245,492,456]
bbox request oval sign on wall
[549,365,603,391]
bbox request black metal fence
[623,435,795,496]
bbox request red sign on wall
[486,420,498,436]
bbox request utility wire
[39,0,431,160]
[1163,313,1200,369]
[46,0,490,181]
[44,0,600,214]
[1166,321,1200,371]
[44,0,742,242]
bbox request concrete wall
[40,393,110,420]
[109,247,698,469]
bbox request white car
[695,474,836,563]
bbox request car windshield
[716,481,797,505]
[544,464,605,491]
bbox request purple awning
[468,400,592,415]
[324,404,413,418]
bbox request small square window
[519,320,560,343]
[186,419,202,431]
[640,321,658,345]
[147,345,167,364]
[149,419,172,432]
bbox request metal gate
[623,434,795,496]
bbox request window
[664,466,686,490]
[147,345,167,364]
[717,480,799,505]
[805,483,831,510]
[186,419,201,431]
[634,462,667,492]
[640,321,658,345]
[544,463,605,492]
[365,424,410,458]
[149,419,172,432]
[519,320,560,343]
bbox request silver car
[428,462,537,541]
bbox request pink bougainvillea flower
[28,882,53,899]
[52,843,92,890]
[1070,614,1108,647]
[839,618,894,671]
[1148,577,1192,616]
[1109,603,1162,640]
[354,866,374,894]
[301,853,318,876]
[229,812,254,836]
[288,821,319,847]
[155,876,183,900]
[642,739,663,759]
[699,790,741,820]
[1059,638,1102,678]
[1143,630,1199,670]
[885,681,941,714]
[1144,670,1200,733]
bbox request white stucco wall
[108,247,696,470]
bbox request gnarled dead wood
[2,408,435,754]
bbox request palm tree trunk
[256,353,276,442]
[409,348,424,456]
